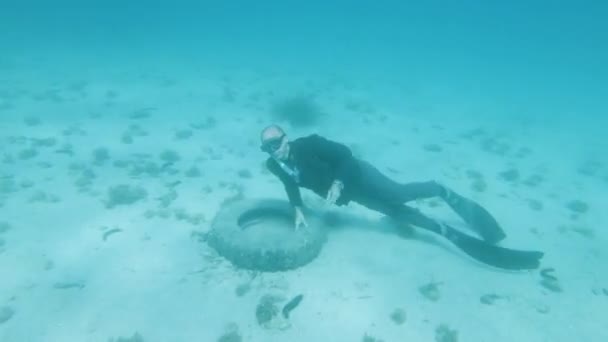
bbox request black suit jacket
[266,134,361,207]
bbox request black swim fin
[442,189,507,244]
[395,205,543,270]
[439,223,543,270]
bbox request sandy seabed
[1,62,607,342]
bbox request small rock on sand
[0,306,15,324]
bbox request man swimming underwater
[260,124,507,245]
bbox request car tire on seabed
[207,198,327,272]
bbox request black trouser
[348,159,506,243]
[349,160,445,228]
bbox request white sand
[0,62,606,342]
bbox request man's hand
[294,206,308,231]
[326,180,344,206]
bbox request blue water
[1,1,607,341]
[2,1,606,120]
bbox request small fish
[282,294,303,319]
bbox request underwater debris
[255,294,291,330]
[105,90,119,99]
[423,144,442,152]
[389,308,406,325]
[121,132,134,144]
[24,116,41,126]
[0,221,10,234]
[470,179,487,193]
[190,116,216,130]
[539,268,562,293]
[105,184,147,208]
[435,323,458,342]
[32,137,57,148]
[577,160,603,177]
[498,168,519,182]
[362,333,384,342]
[522,174,544,187]
[540,268,558,281]
[18,148,38,160]
[173,208,205,225]
[28,191,61,203]
[63,125,86,136]
[53,281,85,290]
[55,143,74,156]
[74,167,96,190]
[0,177,17,194]
[185,166,202,177]
[156,189,178,208]
[102,227,123,241]
[174,129,193,140]
[217,323,242,342]
[479,293,505,305]
[237,169,252,179]
[235,283,251,297]
[129,107,156,120]
[535,303,550,314]
[0,306,15,324]
[93,147,110,164]
[281,294,303,319]
[565,200,589,214]
[159,149,181,163]
[515,146,533,158]
[255,294,281,326]
[419,282,442,302]
[109,332,144,342]
[570,225,595,239]
[480,137,510,156]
